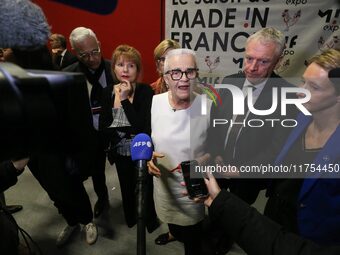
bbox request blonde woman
[151,39,180,95]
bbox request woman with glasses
[151,39,180,246]
[151,39,180,95]
[148,48,212,255]
[99,44,159,232]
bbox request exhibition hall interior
[1,0,339,255]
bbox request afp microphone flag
[130,133,153,161]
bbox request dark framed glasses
[165,68,199,80]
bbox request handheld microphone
[131,133,153,170]
[131,133,153,254]
[0,0,50,49]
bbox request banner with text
[165,0,340,85]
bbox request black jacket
[209,189,340,255]
[209,71,298,167]
[99,83,154,134]
[98,83,154,162]
[60,50,78,69]
[207,72,298,203]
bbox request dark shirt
[265,134,321,233]
[210,189,340,255]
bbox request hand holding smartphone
[181,160,208,199]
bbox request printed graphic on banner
[281,9,301,31]
[205,56,220,73]
[165,0,339,83]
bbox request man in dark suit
[210,27,297,204]
[64,27,114,219]
[49,33,78,69]
[207,27,298,254]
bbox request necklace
[168,91,193,111]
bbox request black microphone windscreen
[0,0,50,50]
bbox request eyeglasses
[165,68,199,80]
[78,49,101,60]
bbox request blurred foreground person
[204,173,340,255]
[0,159,29,255]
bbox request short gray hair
[246,27,286,58]
[164,48,197,73]
[69,27,98,49]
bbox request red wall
[33,0,163,83]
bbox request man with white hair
[64,27,113,219]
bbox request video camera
[0,62,96,162]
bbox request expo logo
[323,21,339,32]
[319,9,340,32]
[286,0,307,6]
[132,141,153,148]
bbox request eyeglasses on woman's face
[165,68,198,80]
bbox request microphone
[0,0,50,49]
[130,133,153,254]
[329,68,340,85]
[131,133,153,168]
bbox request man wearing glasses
[207,27,298,254]
[64,27,113,221]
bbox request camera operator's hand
[203,172,221,207]
[11,157,29,174]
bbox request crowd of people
[1,1,339,255]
